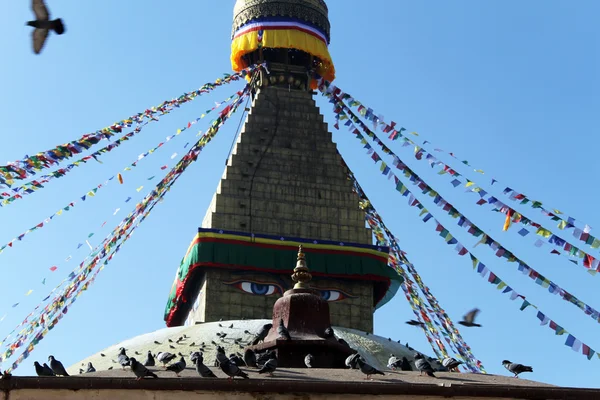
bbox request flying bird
[130,357,158,380]
[414,354,436,377]
[48,355,69,376]
[458,308,482,327]
[26,0,65,54]
[304,354,314,368]
[502,360,533,378]
[405,320,425,327]
[356,357,385,380]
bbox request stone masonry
[189,86,375,332]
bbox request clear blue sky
[0,0,598,387]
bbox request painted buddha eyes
[222,280,284,296]
[222,280,355,302]
[318,288,355,302]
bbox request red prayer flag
[49,266,57,272]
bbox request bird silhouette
[458,308,482,327]
[26,0,65,54]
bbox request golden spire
[291,245,312,289]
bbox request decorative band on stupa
[230,0,336,84]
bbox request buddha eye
[222,280,283,296]
[318,288,356,302]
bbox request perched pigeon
[251,323,273,345]
[79,368,84,375]
[244,349,257,368]
[324,327,334,338]
[130,357,158,380]
[256,350,276,366]
[502,360,533,378]
[117,347,130,369]
[144,351,155,367]
[399,357,412,371]
[157,352,177,367]
[48,355,69,376]
[356,357,385,380]
[441,357,462,372]
[26,0,65,54]
[387,354,402,370]
[190,352,202,364]
[304,354,314,368]
[195,357,217,378]
[166,356,186,377]
[258,356,278,377]
[345,353,360,369]
[34,361,54,376]
[229,353,245,367]
[278,319,291,340]
[217,347,249,379]
[229,323,234,329]
[85,362,96,373]
[405,320,425,327]
[459,308,482,327]
[414,354,436,377]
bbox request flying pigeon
[406,320,425,327]
[304,354,314,368]
[130,357,158,380]
[244,349,257,368]
[414,354,436,377]
[195,357,217,378]
[144,351,155,367]
[26,0,65,54]
[441,357,463,372]
[251,323,273,345]
[157,352,177,367]
[502,360,533,378]
[166,356,186,377]
[34,361,55,376]
[217,348,249,379]
[356,357,385,380]
[278,319,291,340]
[459,308,482,327]
[85,362,96,373]
[345,353,360,369]
[48,355,69,376]
[258,355,278,377]
[117,347,130,369]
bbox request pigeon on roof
[258,355,278,377]
[48,355,69,376]
[414,354,436,377]
[356,357,385,380]
[26,0,65,54]
[144,351,155,367]
[502,360,533,378]
[130,357,158,380]
[85,362,96,373]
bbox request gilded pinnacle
[292,245,312,289]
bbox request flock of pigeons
[405,308,534,379]
[26,316,533,381]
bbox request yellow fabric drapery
[231,28,336,84]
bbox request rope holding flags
[0,82,254,373]
[318,81,599,259]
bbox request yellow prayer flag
[536,227,552,238]
[176,129,182,134]
[553,209,563,215]
[497,282,507,290]
[465,181,475,187]
[25,290,33,296]
[474,169,485,174]
[56,210,63,216]
[410,132,419,136]
[591,239,600,249]
[87,191,96,197]
[419,208,429,217]
[136,186,144,192]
